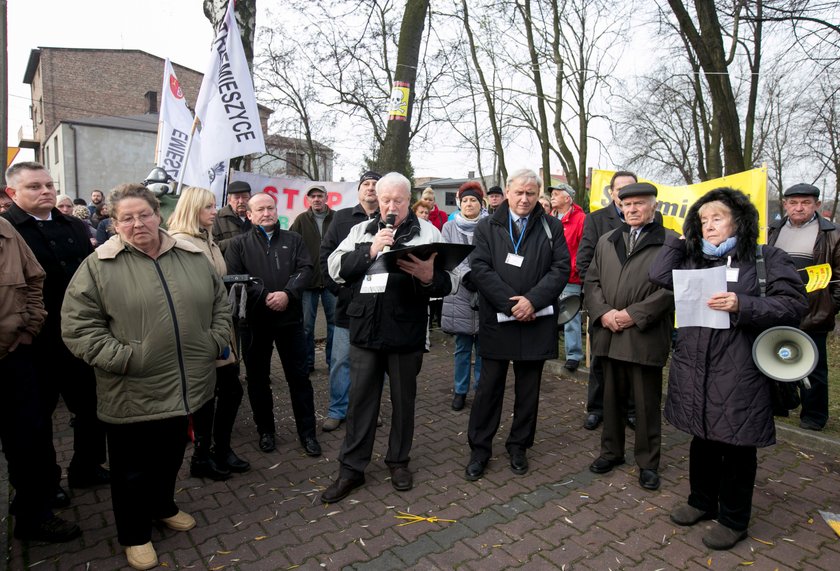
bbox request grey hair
[506,168,542,189]
[376,172,412,197]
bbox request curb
[543,358,840,457]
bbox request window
[445,192,457,206]
[285,151,306,177]
[44,146,50,167]
[54,138,59,163]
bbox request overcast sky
[5,1,644,181]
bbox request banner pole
[175,116,201,196]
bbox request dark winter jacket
[767,215,840,332]
[223,225,312,328]
[290,207,334,289]
[320,204,377,328]
[2,203,93,337]
[328,211,455,352]
[212,204,252,254]
[470,202,570,361]
[649,188,808,447]
[577,202,663,282]
[584,222,675,367]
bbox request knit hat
[358,171,381,189]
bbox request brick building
[20,47,273,200]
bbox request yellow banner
[804,263,832,292]
[589,168,768,241]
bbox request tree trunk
[375,0,430,176]
[518,0,552,189]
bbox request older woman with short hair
[649,187,807,550]
[61,183,232,570]
[56,194,74,216]
[168,186,249,481]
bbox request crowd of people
[1,160,836,569]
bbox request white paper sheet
[672,266,730,329]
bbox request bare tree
[804,78,840,219]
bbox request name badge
[505,253,524,267]
[726,267,739,282]
[360,273,388,294]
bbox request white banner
[195,0,266,166]
[231,171,358,230]
[156,58,210,189]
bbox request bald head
[246,193,278,230]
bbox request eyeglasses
[116,212,156,227]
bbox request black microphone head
[385,213,397,226]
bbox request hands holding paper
[510,295,536,322]
[397,252,437,284]
[707,292,739,313]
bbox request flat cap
[228,180,252,194]
[306,184,327,196]
[618,182,657,200]
[487,185,504,195]
[548,183,575,199]
[783,183,819,198]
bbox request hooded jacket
[649,188,808,447]
[60,232,232,424]
[470,202,570,361]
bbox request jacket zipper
[153,260,190,413]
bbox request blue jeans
[561,283,583,362]
[302,288,336,369]
[454,334,481,395]
[327,326,351,420]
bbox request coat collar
[489,201,547,227]
[4,202,69,225]
[364,210,422,246]
[608,221,666,265]
[770,215,836,233]
[96,229,202,260]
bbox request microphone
[382,213,397,253]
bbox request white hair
[376,172,412,197]
[506,168,542,189]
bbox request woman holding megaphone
[649,188,807,550]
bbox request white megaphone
[557,294,581,326]
[752,326,817,388]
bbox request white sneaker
[126,542,158,570]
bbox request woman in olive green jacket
[61,184,231,571]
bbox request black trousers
[339,347,422,478]
[191,363,244,454]
[688,437,757,531]
[586,354,636,418]
[33,332,106,481]
[241,322,316,440]
[1,344,56,528]
[800,331,828,428]
[601,358,662,470]
[106,416,188,546]
[467,358,545,462]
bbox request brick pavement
[3,329,840,570]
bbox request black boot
[190,438,231,481]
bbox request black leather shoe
[215,450,250,473]
[626,415,637,431]
[639,469,660,490]
[190,456,231,481]
[53,485,71,508]
[67,465,110,488]
[302,436,322,457]
[510,451,528,475]
[321,475,365,503]
[389,466,413,491]
[14,515,81,543]
[589,456,625,474]
[452,393,466,411]
[564,359,580,372]
[259,433,276,452]
[464,458,487,481]
[583,414,602,430]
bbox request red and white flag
[156,58,210,188]
[195,0,266,166]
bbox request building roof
[265,134,334,155]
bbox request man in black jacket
[290,184,335,373]
[320,172,455,502]
[224,193,321,457]
[577,170,641,431]
[767,183,840,431]
[464,168,570,481]
[3,162,108,507]
[318,171,381,432]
